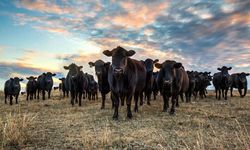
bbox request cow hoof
[169,110,175,115]
[147,102,151,106]
[134,108,138,113]
[100,106,105,109]
[112,116,118,121]
[127,113,132,119]
[140,102,143,106]
[162,109,168,112]
[176,104,179,108]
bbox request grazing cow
[155,60,189,115]
[59,77,69,98]
[213,66,232,100]
[89,60,111,109]
[230,72,249,97]
[26,76,37,101]
[152,72,159,100]
[4,77,23,105]
[37,72,56,100]
[64,63,87,106]
[143,59,159,105]
[186,71,196,102]
[103,46,146,120]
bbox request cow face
[11,77,23,93]
[217,66,232,78]
[89,60,110,80]
[144,59,159,73]
[26,76,37,81]
[64,63,82,80]
[103,46,135,75]
[187,71,197,84]
[155,60,182,92]
[238,72,249,83]
[44,72,56,84]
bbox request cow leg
[170,95,176,115]
[163,94,169,112]
[96,92,98,100]
[225,89,228,100]
[79,92,82,106]
[121,94,125,106]
[15,95,19,104]
[37,90,40,99]
[153,91,157,100]
[10,95,13,105]
[112,93,119,120]
[30,92,33,100]
[140,92,143,106]
[134,93,139,113]
[126,94,133,119]
[242,88,247,97]
[147,91,151,105]
[230,87,233,97]
[101,93,105,109]
[111,93,114,109]
[218,89,221,100]
[215,89,217,99]
[203,90,206,98]
[63,91,65,98]
[222,90,225,98]
[5,94,7,104]
[185,92,189,103]
[26,92,29,101]
[238,88,243,97]
[42,90,45,100]
[71,91,75,106]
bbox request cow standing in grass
[143,58,159,105]
[89,60,111,109]
[155,60,189,115]
[64,63,88,106]
[59,77,69,98]
[4,77,23,105]
[213,66,232,100]
[26,76,37,101]
[37,72,56,100]
[103,46,146,120]
[230,72,249,98]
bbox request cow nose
[114,68,123,74]
[96,71,101,75]
[164,80,172,85]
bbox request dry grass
[0,90,249,150]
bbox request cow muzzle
[163,80,172,85]
[114,68,123,75]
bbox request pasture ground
[0,91,249,150]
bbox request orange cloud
[111,1,169,29]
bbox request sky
[0,0,249,90]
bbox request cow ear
[187,71,190,74]
[78,66,83,70]
[208,72,211,74]
[64,66,69,70]
[10,78,13,81]
[217,68,221,71]
[34,77,37,79]
[103,50,112,57]
[153,59,159,64]
[43,73,46,75]
[19,78,23,81]
[126,50,135,57]
[52,73,56,76]
[155,63,162,69]
[174,63,182,68]
[246,73,250,76]
[26,77,30,80]
[227,67,232,70]
[105,62,111,66]
[89,62,95,67]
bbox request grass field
[0,90,249,150]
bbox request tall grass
[0,113,37,149]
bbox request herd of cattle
[3,46,249,120]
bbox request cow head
[11,77,23,93]
[64,63,82,80]
[89,60,110,80]
[155,60,183,93]
[187,71,197,84]
[43,72,56,84]
[237,72,249,84]
[144,59,159,73]
[217,66,232,78]
[26,76,37,81]
[103,46,135,75]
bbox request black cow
[26,76,37,101]
[64,63,87,106]
[89,79,98,100]
[230,72,249,97]
[4,77,23,105]
[37,72,56,100]
[186,71,196,102]
[103,46,146,120]
[59,77,69,98]
[213,66,232,100]
[193,72,212,100]
[152,71,159,100]
[143,59,159,105]
[89,60,111,108]
[85,73,94,100]
[155,60,189,115]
